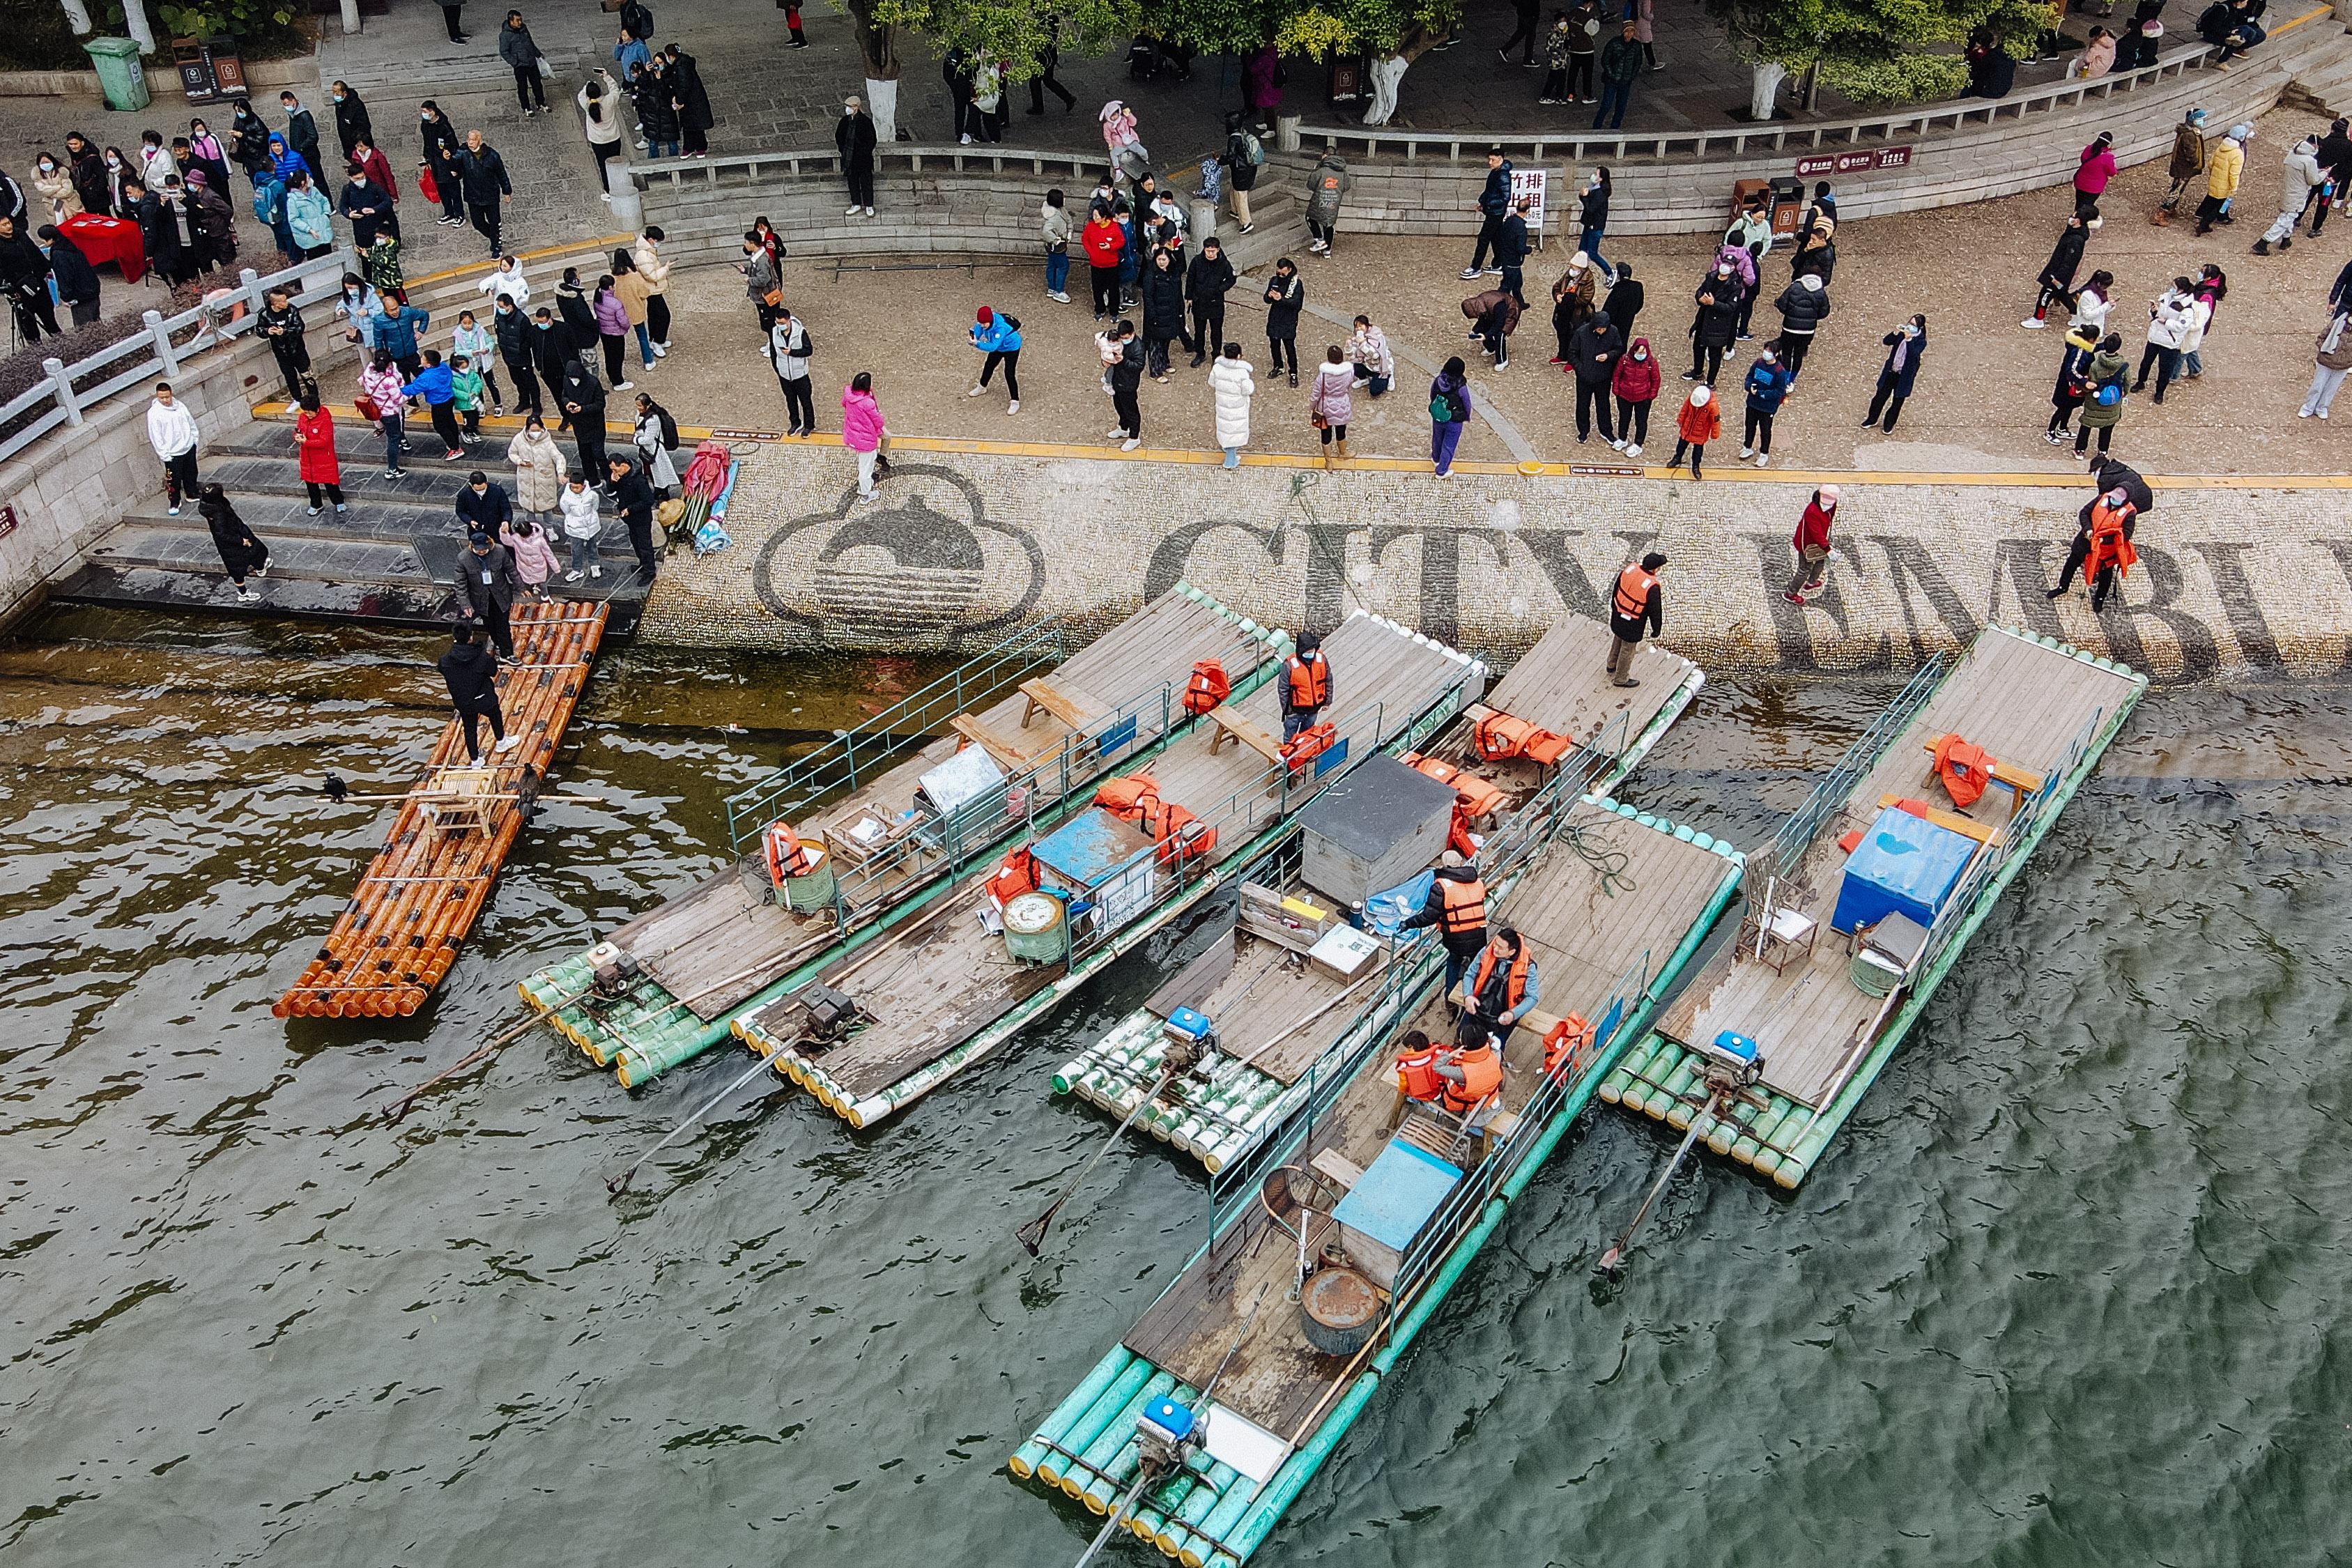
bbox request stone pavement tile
[643,440,2352,679]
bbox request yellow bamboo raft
[274,599,610,1019]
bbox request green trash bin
[84,36,153,113]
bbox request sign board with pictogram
[1794,145,1913,178]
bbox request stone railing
[629,143,1110,195]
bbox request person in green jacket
[451,353,488,444]
[2073,332,2129,459]
[1595,22,1643,130]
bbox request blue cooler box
[1830,805,1976,934]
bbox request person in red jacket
[1610,333,1660,456]
[2073,130,2116,217]
[1786,484,1838,604]
[1666,381,1718,478]
[1081,204,1125,321]
[293,387,346,514]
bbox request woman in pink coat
[842,371,886,500]
[500,516,562,598]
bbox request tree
[842,0,1137,140]
[1268,0,1463,126]
[1707,0,2054,116]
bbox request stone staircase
[48,413,653,633]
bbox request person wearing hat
[457,527,521,657]
[1787,486,1838,606]
[2156,109,2211,225]
[1279,629,1331,742]
[1606,550,1666,686]
[2196,123,2250,235]
[1668,381,1718,479]
[2253,132,2326,254]
[967,305,1022,414]
[1402,849,1490,999]
[1462,146,1514,279]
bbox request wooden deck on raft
[1123,803,1739,1442]
[739,611,1481,1123]
[613,591,1275,1022]
[1479,615,1686,755]
[1652,627,2145,1111]
[275,599,608,1018]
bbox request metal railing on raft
[0,246,356,466]
[1200,719,1630,1229]
[1769,652,1949,881]
[721,620,1068,856]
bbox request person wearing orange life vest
[1392,1028,1445,1105]
[1401,848,1488,998]
[1279,628,1332,742]
[1462,925,1541,1054]
[2046,486,2139,611]
[1435,1012,1505,1117]
[1606,549,1667,688]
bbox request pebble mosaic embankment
[643,443,2351,679]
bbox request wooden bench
[950,713,1050,773]
[1922,735,2044,815]
[1018,677,1103,732]
[1206,703,1286,765]
[1877,792,2000,847]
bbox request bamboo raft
[275,599,610,1018]
[514,585,1286,1084]
[734,610,1486,1130]
[1049,615,1707,1176]
[1599,626,2148,1188]
[1008,800,1748,1566]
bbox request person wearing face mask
[30,153,80,226]
[1786,486,1838,605]
[40,224,100,326]
[1668,381,1716,479]
[278,92,323,183]
[1863,316,1927,433]
[1575,167,1613,285]
[135,132,176,199]
[1739,345,1791,467]
[102,147,136,218]
[494,295,541,419]
[186,121,233,201]
[1685,266,1738,384]
[836,95,878,217]
[329,82,373,161]
[1567,307,1621,443]
[1611,335,1658,456]
[420,103,466,225]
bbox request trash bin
[1768,175,1805,236]
[84,36,152,113]
[205,36,247,97]
[173,36,217,100]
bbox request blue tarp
[1831,805,1976,934]
[1363,868,1434,939]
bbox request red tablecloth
[58,213,146,285]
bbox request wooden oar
[1595,1086,1722,1277]
[1017,1067,1177,1256]
[605,1056,778,1198]
[376,982,594,1123]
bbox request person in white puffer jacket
[1208,343,1254,470]
[2132,277,2198,404]
[558,470,604,581]
[2254,134,2326,253]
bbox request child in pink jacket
[842,372,886,500]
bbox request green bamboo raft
[1600,626,2148,1188]
[735,612,1488,1129]
[1009,802,1748,1566]
[1047,655,1710,1177]
[513,585,1289,1086]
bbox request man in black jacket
[38,224,99,328]
[1568,312,1622,443]
[1606,551,1666,688]
[1463,148,1512,278]
[1107,323,1144,449]
[0,215,59,344]
[2312,116,2352,238]
[2027,213,2090,328]
[1184,238,1236,365]
[454,470,514,538]
[256,287,309,399]
[123,178,184,287]
[438,622,517,760]
[606,454,659,578]
[456,130,512,256]
[532,310,581,417]
[1496,197,1532,307]
[836,95,878,215]
[1401,850,1489,997]
[561,360,609,483]
[494,296,540,417]
[457,528,522,656]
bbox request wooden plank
[949,713,1047,772]
[1020,677,1102,732]
[1208,703,1286,764]
[1875,793,1999,846]
[1143,929,1240,1018]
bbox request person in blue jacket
[967,305,1022,414]
[371,290,430,377]
[1739,344,1792,468]
[399,348,467,460]
[1863,314,1928,433]
[284,169,335,259]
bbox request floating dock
[275,599,610,1018]
[734,610,1485,1129]
[516,585,1284,1084]
[1008,799,1745,1565]
[1602,625,2147,1188]
[1048,615,1704,1176]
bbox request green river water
[3,609,2346,1568]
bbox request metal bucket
[1298,1263,1380,1358]
[1001,891,1068,964]
[781,850,838,913]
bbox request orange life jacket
[1438,874,1487,935]
[764,820,816,886]
[1405,753,1507,819]
[1182,659,1230,716]
[1093,775,1159,822]
[1395,1040,1445,1102]
[1613,563,1657,623]
[1144,797,1217,865]
[1469,943,1530,1013]
[1447,800,1479,859]
[1932,733,1994,811]
[1286,650,1330,710]
[1470,707,1575,767]
[985,846,1040,907]
[1281,721,1337,769]
[1542,1013,1596,1080]
[2086,500,2139,582]
[1439,1043,1502,1115]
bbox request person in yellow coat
[2195,121,2249,235]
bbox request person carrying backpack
[2075,332,2130,459]
[1224,112,1263,233]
